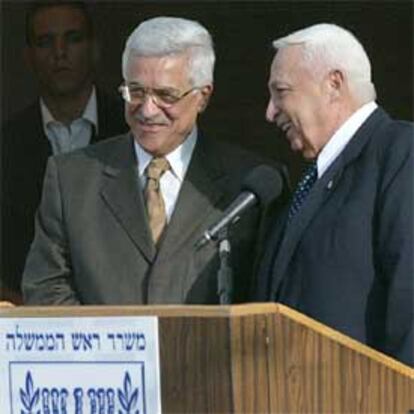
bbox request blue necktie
[287,160,318,222]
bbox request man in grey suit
[254,23,413,366]
[22,16,285,305]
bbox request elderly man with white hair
[254,23,413,366]
[22,16,286,306]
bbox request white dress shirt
[317,101,378,178]
[134,127,197,222]
[41,87,98,155]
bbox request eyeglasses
[119,83,200,108]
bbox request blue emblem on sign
[16,369,142,413]
[19,371,40,414]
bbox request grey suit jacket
[22,132,284,305]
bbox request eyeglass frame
[118,82,201,108]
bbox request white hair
[122,16,215,87]
[272,23,376,103]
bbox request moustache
[133,113,169,126]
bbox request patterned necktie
[145,157,170,244]
[287,160,318,222]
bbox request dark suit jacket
[22,132,286,305]
[254,107,413,366]
[2,89,127,301]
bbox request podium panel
[1,303,413,413]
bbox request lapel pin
[327,180,333,190]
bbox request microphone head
[242,165,283,205]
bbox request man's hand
[0,301,15,307]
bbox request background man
[2,1,126,302]
[254,23,413,366]
[22,16,286,305]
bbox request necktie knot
[146,157,170,180]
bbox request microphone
[195,165,283,250]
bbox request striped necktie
[145,157,170,244]
[287,160,318,222]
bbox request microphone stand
[216,228,233,305]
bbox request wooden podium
[1,303,413,413]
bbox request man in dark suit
[254,23,413,366]
[22,16,285,305]
[1,1,126,302]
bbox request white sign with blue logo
[0,316,161,413]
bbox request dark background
[2,0,413,181]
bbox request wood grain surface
[1,303,412,412]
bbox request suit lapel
[157,136,227,260]
[94,88,110,143]
[254,205,288,300]
[32,104,52,157]
[30,104,53,192]
[99,134,156,262]
[269,164,344,297]
[99,133,230,265]
[93,89,110,144]
[269,107,387,298]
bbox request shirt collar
[83,86,98,133]
[40,86,98,132]
[317,101,378,178]
[134,126,198,182]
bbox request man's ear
[327,69,345,100]
[198,84,213,113]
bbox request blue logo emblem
[16,368,143,413]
